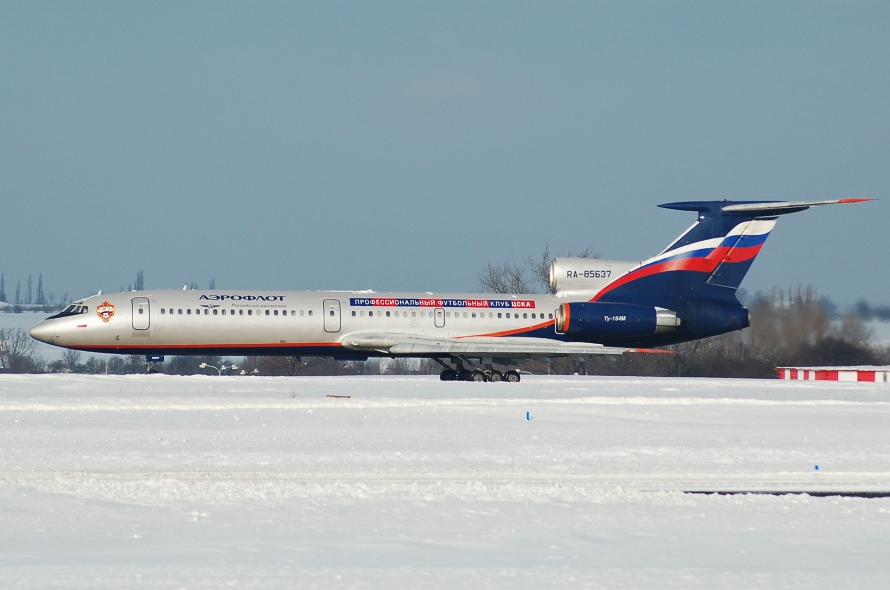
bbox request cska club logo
[97,301,116,323]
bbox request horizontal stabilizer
[660,198,874,218]
[720,198,875,215]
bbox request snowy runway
[2,375,889,588]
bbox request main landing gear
[434,359,520,383]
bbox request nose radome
[29,322,55,344]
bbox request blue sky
[1,2,887,304]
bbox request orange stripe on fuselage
[457,319,555,339]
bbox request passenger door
[132,297,150,331]
[323,299,341,332]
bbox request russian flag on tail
[592,198,874,303]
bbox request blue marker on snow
[526,411,530,421]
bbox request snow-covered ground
[1,374,889,589]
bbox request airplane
[30,198,871,382]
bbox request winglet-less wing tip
[630,348,674,354]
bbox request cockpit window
[47,303,89,320]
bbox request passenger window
[497,313,502,318]
[204,309,209,315]
[161,309,165,315]
[178,309,182,315]
[274,310,278,316]
[352,311,356,316]
[308,310,313,316]
[549,313,553,319]
[386,311,390,317]
[248,310,252,316]
[139,309,144,314]
[472,313,476,318]
[369,311,374,317]
[187,309,191,315]
[412,312,416,318]
[523,313,528,319]
[265,310,270,316]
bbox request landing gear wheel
[458,370,472,381]
[504,370,521,383]
[471,370,487,382]
[440,369,458,381]
[488,370,503,383]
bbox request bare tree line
[477,245,598,295]
[0,270,224,313]
[0,272,68,309]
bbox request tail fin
[593,198,872,304]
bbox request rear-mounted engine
[556,302,680,338]
[549,258,638,294]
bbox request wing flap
[343,333,639,359]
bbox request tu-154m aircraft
[30,199,871,382]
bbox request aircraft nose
[29,322,55,344]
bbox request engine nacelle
[549,258,639,294]
[556,302,680,338]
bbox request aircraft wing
[341,333,661,362]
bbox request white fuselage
[30,289,564,358]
